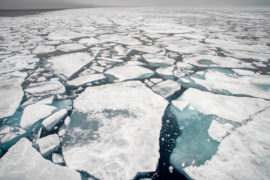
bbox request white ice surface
[152,80,181,99]
[37,134,60,156]
[184,108,270,180]
[67,74,105,87]
[105,65,154,81]
[0,138,80,180]
[181,69,270,99]
[20,104,56,129]
[63,81,167,180]
[0,78,24,119]
[42,109,68,131]
[48,52,95,79]
[173,88,270,123]
[25,80,65,96]
[56,43,86,52]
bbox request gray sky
[0,0,270,9]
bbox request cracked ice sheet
[0,76,25,119]
[172,88,270,123]
[171,88,270,178]
[62,81,167,180]
[184,108,270,180]
[105,65,154,82]
[0,138,81,180]
[48,52,95,79]
[179,69,270,100]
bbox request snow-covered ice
[105,65,154,82]
[25,80,65,97]
[20,104,56,129]
[67,74,105,87]
[36,134,60,156]
[0,138,80,180]
[152,80,181,99]
[62,81,167,180]
[184,108,270,180]
[42,109,68,131]
[48,52,95,79]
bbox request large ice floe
[178,68,270,100]
[0,138,81,180]
[105,65,154,82]
[48,52,95,79]
[62,81,167,180]
[170,88,270,179]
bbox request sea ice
[62,81,167,180]
[48,52,95,79]
[0,126,25,150]
[179,69,270,99]
[52,153,65,165]
[36,134,60,157]
[105,65,154,81]
[25,80,65,96]
[0,138,80,180]
[42,109,68,131]
[184,108,270,180]
[56,43,86,52]
[67,74,105,87]
[152,80,181,99]
[143,54,175,67]
[0,78,24,119]
[20,104,56,129]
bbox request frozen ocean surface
[0,7,270,180]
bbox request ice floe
[25,80,65,97]
[37,134,60,157]
[105,65,154,81]
[178,68,270,100]
[48,52,95,79]
[0,126,25,150]
[67,73,105,87]
[56,43,86,52]
[0,138,80,180]
[184,108,270,180]
[42,109,68,131]
[62,81,167,180]
[152,80,181,99]
[20,104,56,129]
[0,78,24,119]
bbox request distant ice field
[0,7,270,180]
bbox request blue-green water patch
[169,104,219,171]
[255,84,270,91]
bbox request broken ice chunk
[25,80,65,97]
[105,65,154,82]
[42,109,68,131]
[152,80,181,99]
[62,81,167,180]
[0,78,24,119]
[143,54,175,67]
[32,45,56,55]
[52,153,65,165]
[20,104,56,129]
[0,126,25,150]
[56,43,86,52]
[208,120,233,142]
[36,134,60,157]
[48,52,95,79]
[67,74,105,87]
[0,138,80,180]
[58,116,71,138]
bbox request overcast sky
[0,0,270,9]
